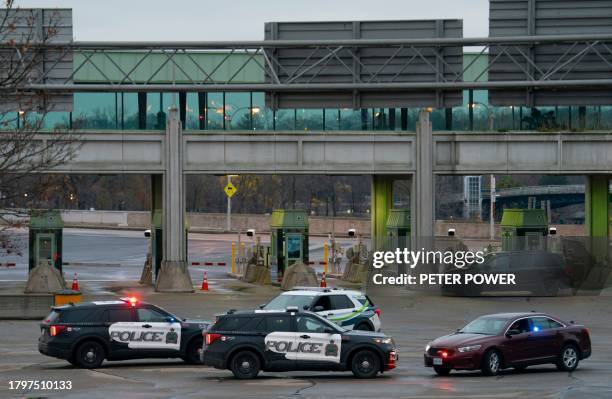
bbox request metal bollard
[231,242,236,274]
[323,242,329,274]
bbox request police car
[261,288,381,331]
[201,307,397,379]
[38,297,209,368]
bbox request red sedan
[424,312,591,376]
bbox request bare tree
[0,1,78,257]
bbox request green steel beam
[585,175,610,238]
[371,176,394,250]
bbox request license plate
[433,357,443,365]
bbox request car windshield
[459,317,508,335]
[263,295,315,310]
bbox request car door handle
[142,324,152,328]
[300,335,310,339]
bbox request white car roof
[280,289,364,297]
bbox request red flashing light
[374,308,381,317]
[50,325,67,337]
[120,296,139,307]
[206,333,221,346]
[386,351,397,370]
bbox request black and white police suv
[201,307,398,379]
[38,297,209,368]
[261,288,381,331]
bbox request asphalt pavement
[0,280,611,398]
[0,228,358,282]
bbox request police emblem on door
[325,340,338,357]
[166,328,178,344]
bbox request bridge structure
[2,5,612,291]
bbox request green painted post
[371,176,394,250]
[585,175,610,238]
[585,175,610,264]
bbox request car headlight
[372,337,393,345]
[457,345,481,353]
[425,344,431,352]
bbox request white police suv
[261,288,381,331]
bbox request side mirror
[259,304,266,309]
[303,305,310,310]
[144,229,151,238]
[505,329,520,338]
[312,306,324,312]
[324,327,336,334]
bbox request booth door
[285,233,303,266]
[36,233,55,267]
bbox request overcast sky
[14,0,490,41]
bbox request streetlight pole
[490,174,496,241]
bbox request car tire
[184,337,203,364]
[433,366,451,376]
[354,322,373,331]
[230,351,260,379]
[74,340,105,369]
[351,350,380,378]
[481,349,502,376]
[556,344,579,372]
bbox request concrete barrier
[0,294,54,319]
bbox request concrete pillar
[414,110,434,239]
[155,107,193,292]
[371,176,394,250]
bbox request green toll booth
[386,209,411,250]
[29,210,63,272]
[270,209,309,278]
[150,210,189,280]
[500,208,548,251]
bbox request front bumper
[423,351,481,370]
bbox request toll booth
[150,210,189,280]
[270,209,309,278]
[500,208,548,251]
[29,210,63,272]
[386,209,411,250]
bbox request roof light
[120,296,139,307]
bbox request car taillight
[374,308,381,317]
[206,333,221,345]
[49,325,67,337]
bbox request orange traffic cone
[71,273,79,291]
[320,272,327,288]
[201,271,209,291]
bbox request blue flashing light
[533,326,540,332]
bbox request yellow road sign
[224,182,237,198]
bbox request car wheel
[433,366,451,376]
[230,351,260,379]
[184,337,203,364]
[74,340,105,369]
[351,350,380,378]
[354,322,373,331]
[481,349,502,376]
[556,344,579,371]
